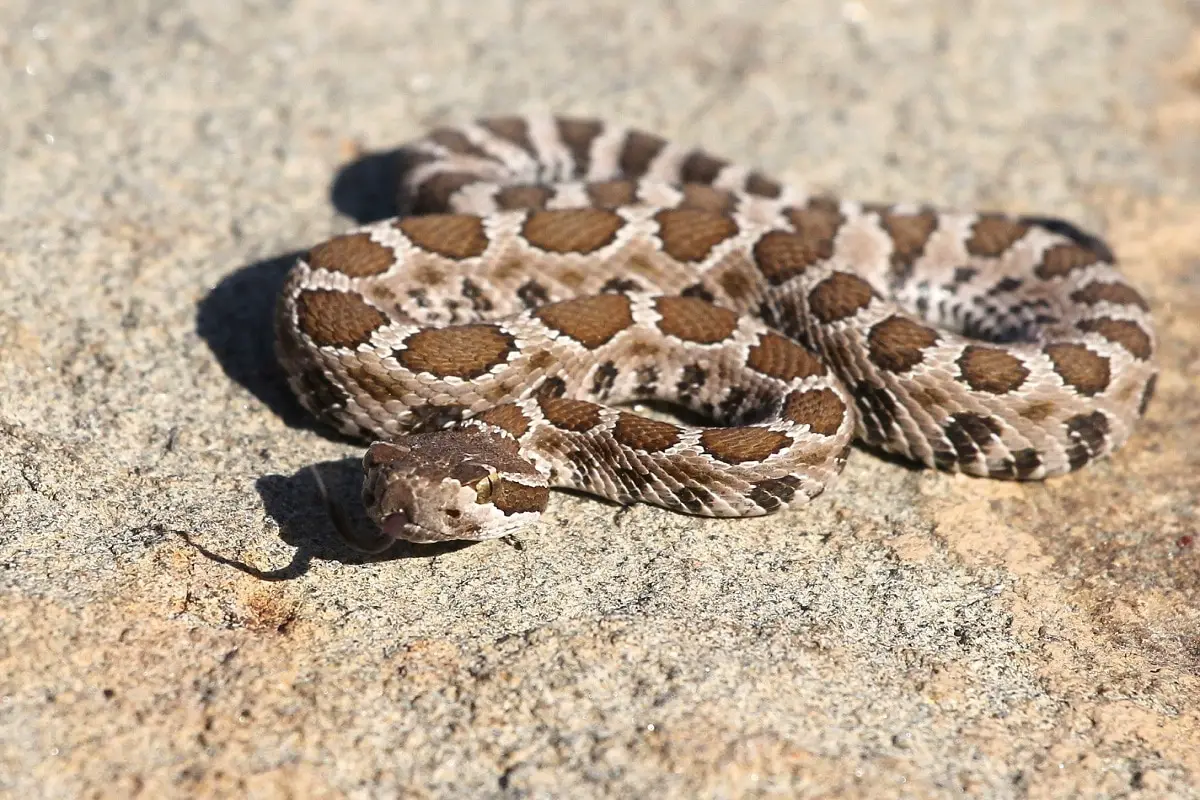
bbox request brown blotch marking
[1070,281,1150,311]
[1077,318,1153,360]
[537,395,603,432]
[877,210,939,274]
[306,233,396,278]
[535,294,633,349]
[808,272,875,324]
[745,172,783,198]
[783,388,846,436]
[612,413,681,453]
[956,345,1030,394]
[428,128,492,159]
[1064,411,1110,470]
[494,185,552,210]
[1019,401,1056,422]
[586,179,638,208]
[746,331,826,380]
[396,214,489,260]
[700,427,791,464]
[753,230,831,285]
[653,295,738,344]
[479,116,536,155]
[866,315,940,373]
[679,184,736,214]
[785,206,845,256]
[295,289,387,349]
[398,324,514,379]
[653,208,739,263]
[1035,243,1101,279]
[489,480,550,515]
[475,403,530,438]
[412,172,481,213]
[1044,343,1111,397]
[618,130,668,178]
[556,117,604,177]
[718,268,757,304]
[965,215,1030,257]
[680,151,729,185]
[521,208,625,254]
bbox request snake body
[275,114,1157,543]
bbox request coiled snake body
[275,114,1157,544]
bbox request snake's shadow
[329,147,411,224]
[254,458,474,568]
[196,248,316,433]
[179,459,472,580]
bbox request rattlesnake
[274,114,1157,544]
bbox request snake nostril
[444,508,462,519]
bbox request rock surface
[2,1,1198,797]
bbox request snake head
[361,430,549,543]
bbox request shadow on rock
[178,458,475,580]
[195,248,318,432]
[256,456,474,566]
[328,147,414,224]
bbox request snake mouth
[379,510,450,543]
[380,511,415,539]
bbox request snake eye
[473,472,501,504]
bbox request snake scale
[274,113,1158,544]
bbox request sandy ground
[2,1,1198,797]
